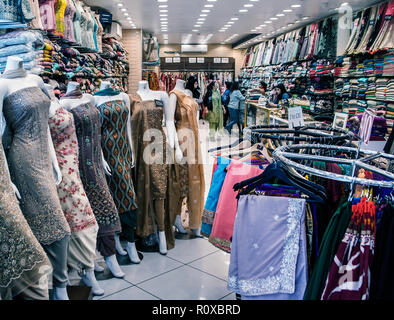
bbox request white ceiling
[85,0,385,46]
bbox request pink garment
[39,0,56,32]
[64,0,76,42]
[209,160,264,253]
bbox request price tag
[222,58,229,63]
[189,57,196,63]
[359,109,375,145]
[173,57,181,63]
[214,58,221,63]
[288,107,305,129]
[197,57,204,63]
[165,57,173,63]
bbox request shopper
[224,81,246,135]
[206,81,224,140]
[185,76,203,116]
[250,81,268,96]
[221,81,232,126]
[268,83,291,107]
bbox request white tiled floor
[95,121,237,300]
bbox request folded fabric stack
[348,114,388,141]
[38,41,54,76]
[366,77,377,99]
[356,78,368,99]
[374,57,384,76]
[335,78,344,96]
[387,103,394,122]
[365,59,375,76]
[375,102,387,117]
[0,30,43,74]
[387,79,394,102]
[350,79,359,98]
[382,53,394,76]
[355,63,366,77]
[348,99,359,117]
[376,78,388,100]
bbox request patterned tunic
[49,105,97,233]
[96,100,138,218]
[70,102,121,237]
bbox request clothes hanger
[208,137,246,154]
[236,143,273,163]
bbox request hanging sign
[165,57,173,63]
[214,57,221,63]
[222,57,229,63]
[173,57,181,63]
[197,57,205,63]
[359,109,375,145]
[288,106,305,129]
[189,58,197,63]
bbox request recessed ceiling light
[157,0,168,2]
[160,14,167,17]
[291,4,301,8]
[205,4,214,7]
[200,14,208,17]
[294,20,300,23]
[126,17,132,20]
[270,17,278,20]
[302,16,309,20]
[260,24,266,27]
[158,5,167,7]
[161,21,168,24]
[194,25,201,27]
[276,13,285,17]
[239,9,248,12]
[228,21,235,24]
[196,21,204,24]
[121,8,127,12]
[224,25,231,27]
[231,17,239,20]
[192,29,199,32]
[283,9,292,12]
[244,4,254,7]
[198,18,206,20]
[265,21,272,23]
[340,2,348,5]
[255,26,262,29]
[219,30,225,32]
[160,18,168,20]
[160,9,168,12]
[207,0,217,2]
[117,3,123,7]
[202,9,210,12]
[124,12,129,16]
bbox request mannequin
[46,83,104,296]
[60,81,125,278]
[93,81,141,264]
[133,80,172,254]
[0,56,71,300]
[169,79,204,237]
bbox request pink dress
[209,159,264,253]
[64,0,76,42]
[39,0,56,32]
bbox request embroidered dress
[227,195,307,299]
[54,0,67,37]
[28,0,44,29]
[0,137,49,289]
[95,96,138,243]
[72,0,82,46]
[0,0,35,23]
[39,0,56,32]
[69,99,121,243]
[2,86,71,245]
[63,0,76,42]
[48,105,97,233]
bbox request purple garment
[227,195,308,299]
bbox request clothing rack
[273,144,394,188]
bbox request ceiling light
[264,21,272,23]
[192,29,199,32]
[239,9,248,13]
[219,30,225,32]
[260,24,266,27]
[160,18,168,20]
[207,0,217,1]
[276,13,285,17]
[294,20,300,23]
[196,21,204,24]
[255,26,262,29]
[202,10,210,12]
[204,4,214,7]
[124,12,129,16]
[231,17,239,20]
[194,25,202,27]
[160,14,167,17]
[198,18,206,20]
[251,29,257,32]
[224,25,231,27]
[157,0,168,2]
[302,16,309,20]
[341,2,349,5]
[117,3,123,7]
[291,4,301,8]
[160,9,168,12]
[158,5,167,7]
[121,8,126,12]
[200,14,208,16]
[270,17,278,20]
[244,4,254,7]
[126,17,132,20]
[283,9,292,12]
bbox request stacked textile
[365,59,375,76]
[357,78,368,99]
[0,30,43,74]
[374,57,384,76]
[348,114,388,141]
[0,0,34,28]
[376,78,389,100]
[366,77,377,99]
[382,53,394,76]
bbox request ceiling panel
[85,0,385,45]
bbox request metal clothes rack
[273,144,394,188]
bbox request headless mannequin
[93,81,141,264]
[0,57,68,300]
[60,81,126,278]
[136,80,171,255]
[46,84,104,296]
[169,79,202,237]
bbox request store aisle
[96,120,236,300]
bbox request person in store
[185,75,203,107]
[224,81,246,135]
[268,83,291,107]
[205,81,224,140]
[221,81,232,126]
[250,81,268,96]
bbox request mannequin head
[175,79,186,90]
[4,56,24,73]
[100,81,112,90]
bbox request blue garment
[228,90,245,110]
[225,107,240,134]
[221,89,231,107]
[201,156,230,237]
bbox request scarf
[93,88,120,96]
[60,89,83,99]
[0,68,27,79]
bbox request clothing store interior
[1,0,394,302]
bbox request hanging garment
[201,156,230,237]
[95,14,103,53]
[169,89,205,230]
[370,1,394,52]
[1,0,35,23]
[354,6,378,54]
[39,0,56,32]
[0,137,50,291]
[206,89,223,138]
[2,85,71,245]
[64,0,76,42]
[48,104,97,233]
[228,195,307,299]
[129,93,174,248]
[366,3,387,50]
[67,93,121,255]
[303,201,353,300]
[209,160,264,252]
[72,0,82,46]
[95,96,138,243]
[53,0,67,37]
[28,0,44,29]
[321,197,375,300]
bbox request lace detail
[227,198,305,296]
